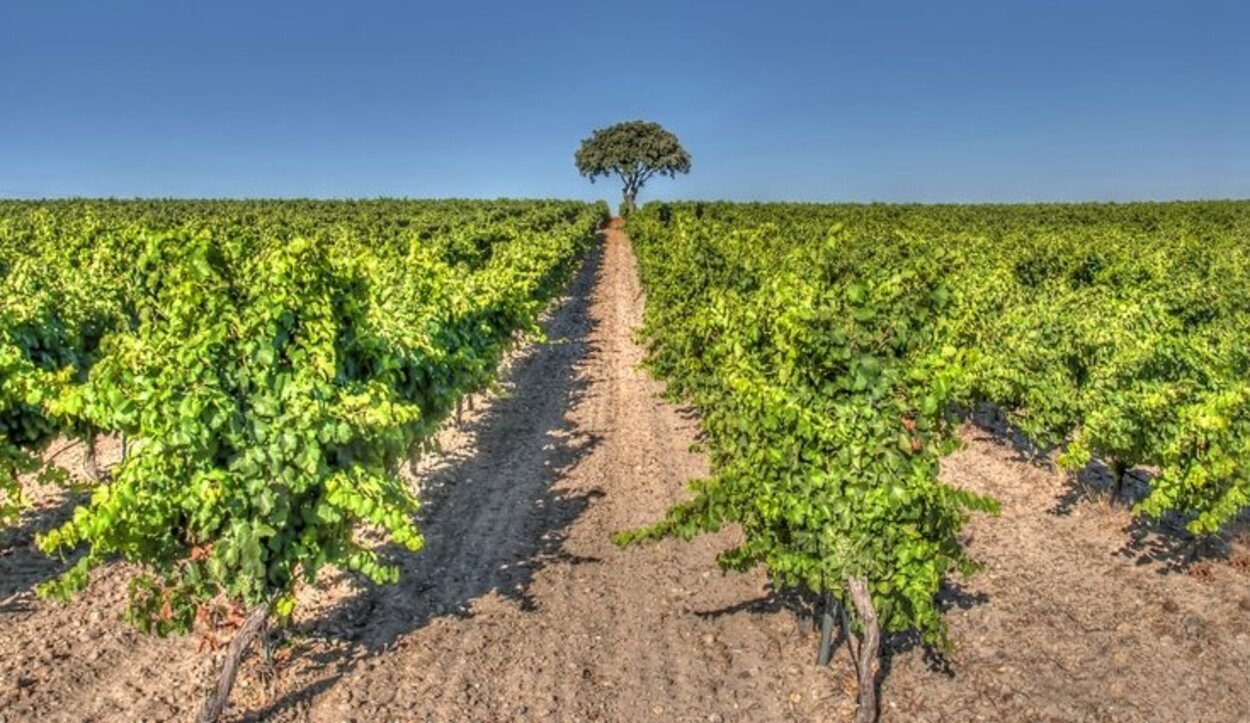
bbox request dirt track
[2,228,1249,722]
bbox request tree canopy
[575,120,691,213]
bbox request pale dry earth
[887,427,1250,722]
[1,228,1246,722]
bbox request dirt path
[2,228,1248,722]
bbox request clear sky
[2,0,1247,202]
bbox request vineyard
[1,199,1248,721]
[622,200,1250,719]
[0,199,607,718]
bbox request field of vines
[0,199,607,718]
[2,197,1248,721]
[621,200,1250,721]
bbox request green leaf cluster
[0,198,607,631]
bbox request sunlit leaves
[618,199,1250,651]
[0,199,607,633]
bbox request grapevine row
[0,198,607,717]
[618,200,1250,722]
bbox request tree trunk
[82,433,100,481]
[198,602,270,723]
[1110,458,1127,502]
[847,576,882,723]
[623,191,637,214]
[408,447,421,478]
[817,591,838,666]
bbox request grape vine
[618,200,1250,722]
[0,198,607,718]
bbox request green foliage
[0,198,608,632]
[574,120,691,212]
[618,209,998,646]
[0,207,120,521]
[620,200,1250,647]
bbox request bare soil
[2,228,1248,722]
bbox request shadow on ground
[693,578,989,684]
[1049,457,1248,572]
[0,481,89,607]
[962,404,1244,572]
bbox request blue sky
[2,0,1246,202]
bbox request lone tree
[575,120,691,214]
